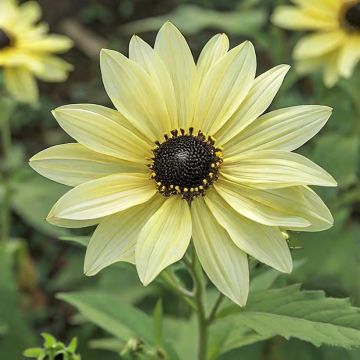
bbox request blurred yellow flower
[30,22,336,306]
[0,0,73,103]
[272,0,360,86]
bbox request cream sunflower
[30,22,336,306]
[0,0,73,103]
[272,0,360,87]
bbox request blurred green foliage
[1,0,360,359]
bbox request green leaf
[121,4,265,35]
[57,291,153,343]
[311,132,358,188]
[214,285,360,354]
[41,332,57,348]
[153,299,163,346]
[11,169,69,237]
[23,348,44,358]
[0,245,35,358]
[67,337,78,353]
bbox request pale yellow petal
[136,197,192,286]
[222,150,337,188]
[29,143,145,187]
[197,33,229,86]
[323,51,340,87]
[294,31,345,59]
[224,105,332,156]
[288,186,333,232]
[215,178,311,228]
[19,1,42,24]
[52,104,152,163]
[17,35,73,53]
[272,6,338,30]
[338,37,360,78]
[28,55,73,82]
[4,67,38,103]
[216,64,290,145]
[192,197,249,306]
[48,173,156,221]
[47,213,103,229]
[129,35,177,130]
[205,190,292,273]
[154,22,197,129]
[84,195,164,276]
[195,41,256,135]
[100,49,169,141]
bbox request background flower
[0,0,73,103]
[272,0,360,86]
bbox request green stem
[207,293,224,325]
[1,113,12,243]
[184,252,208,360]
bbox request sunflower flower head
[0,0,73,103]
[272,0,360,87]
[30,22,337,306]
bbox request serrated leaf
[214,285,360,354]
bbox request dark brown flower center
[344,1,360,30]
[0,28,12,50]
[149,128,223,203]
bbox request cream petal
[129,35,178,130]
[192,197,249,306]
[323,51,340,87]
[84,195,164,276]
[19,1,42,24]
[48,173,156,221]
[272,6,338,30]
[338,37,360,78]
[205,190,292,273]
[224,105,332,155]
[293,0,340,12]
[4,67,38,103]
[195,41,256,135]
[154,22,197,130]
[216,64,290,145]
[197,33,229,86]
[222,150,337,188]
[287,186,333,232]
[100,49,169,141]
[136,197,192,286]
[47,213,103,229]
[28,55,73,82]
[294,31,345,59]
[29,143,145,187]
[214,178,311,228]
[52,104,152,163]
[17,35,73,53]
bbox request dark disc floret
[149,128,223,203]
[0,28,12,50]
[343,1,360,30]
